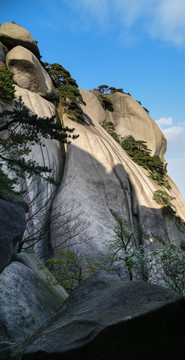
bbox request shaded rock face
[0,22,40,59]
[17,272,185,360]
[0,199,26,272]
[0,253,68,360]
[0,42,6,64]
[0,21,64,256]
[6,46,58,101]
[12,86,64,256]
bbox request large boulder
[0,199,26,272]
[6,46,58,101]
[18,272,185,360]
[0,22,40,59]
[0,252,68,360]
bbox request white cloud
[65,0,185,46]
[156,117,173,127]
[163,125,185,142]
[149,0,185,46]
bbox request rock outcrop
[1,22,185,360]
[0,23,64,257]
[0,199,26,272]
[0,252,68,360]
[12,85,64,256]
[50,105,185,258]
[15,272,185,360]
[0,22,40,59]
[87,89,167,160]
[6,46,58,101]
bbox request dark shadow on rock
[16,272,185,360]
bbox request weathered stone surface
[0,41,7,64]
[80,88,106,124]
[12,86,64,257]
[6,46,58,100]
[1,85,62,256]
[0,199,26,272]
[0,22,40,58]
[84,89,167,160]
[50,114,185,259]
[0,252,68,359]
[20,272,185,360]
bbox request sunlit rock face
[0,22,40,58]
[50,91,185,259]
[82,89,167,160]
[6,46,58,101]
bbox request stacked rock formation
[0,22,185,360]
[0,22,64,260]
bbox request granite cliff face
[0,22,185,360]
[50,89,185,258]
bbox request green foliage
[43,62,85,123]
[65,102,85,122]
[97,85,109,94]
[175,215,185,233]
[108,211,135,280]
[132,246,152,282]
[121,135,170,188]
[143,107,150,114]
[0,64,15,104]
[57,84,84,105]
[152,245,185,295]
[0,97,75,199]
[43,62,78,88]
[161,203,185,234]
[47,250,110,293]
[45,215,185,296]
[109,87,124,94]
[99,95,114,111]
[153,190,175,206]
[102,120,120,142]
[96,85,125,95]
[109,214,185,294]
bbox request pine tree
[0,64,15,104]
[121,135,169,188]
[43,62,85,122]
[0,96,76,200]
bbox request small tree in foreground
[44,215,185,296]
[152,245,185,295]
[46,250,110,293]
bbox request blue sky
[1,0,185,199]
